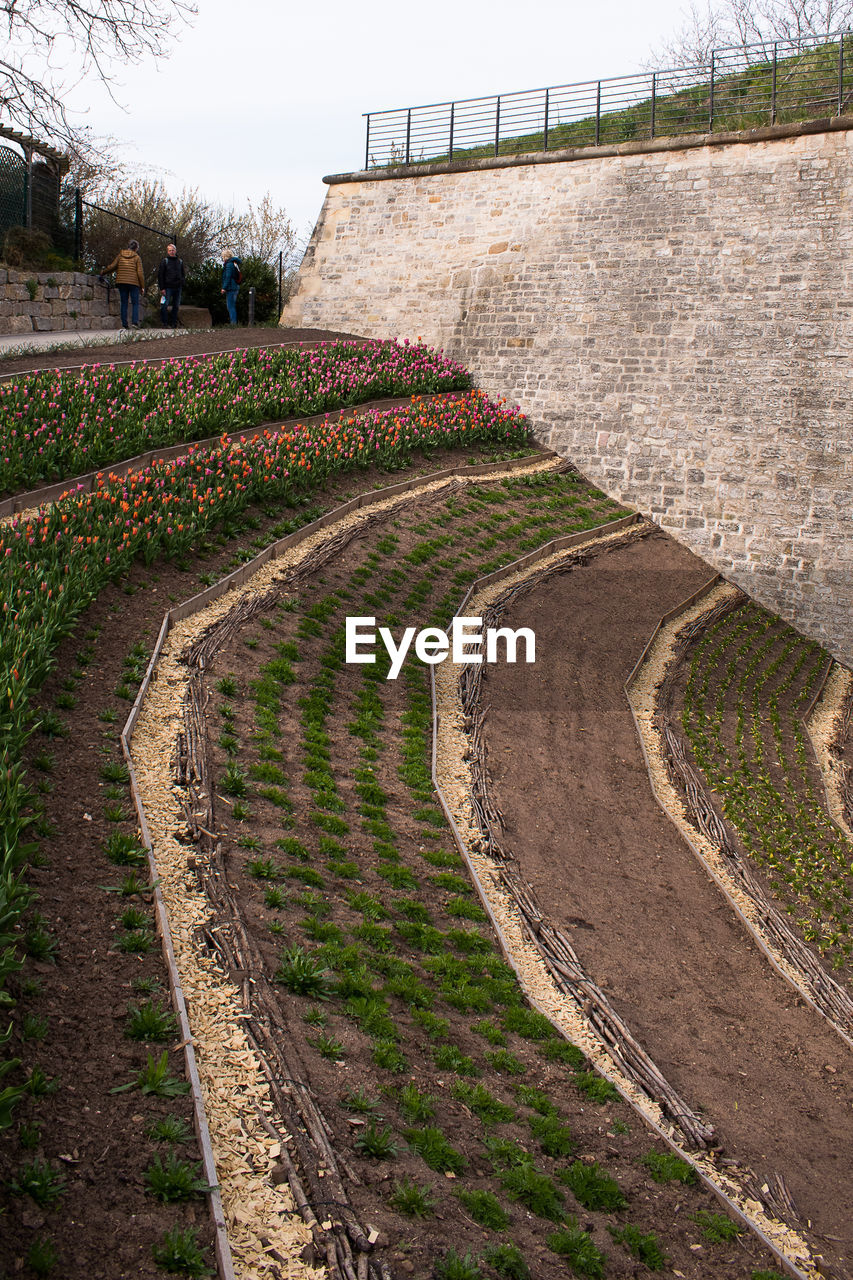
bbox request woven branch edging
[428,540,816,1280]
[626,585,853,1051]
[176,537,400,1280]
[119,448,559,1280]
[454,524,714,1150]
[0,387,495,516]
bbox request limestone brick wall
[283,125,853,665]
[0,269,120,334]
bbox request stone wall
[282,122,853,666]
[0,269,120,334]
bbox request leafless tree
[1,0,195,152]
[227,193,301,269]
[82,179,229,278]
[648,0,853,67]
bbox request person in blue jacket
[221,251,242,325]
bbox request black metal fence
[363,30,853,169]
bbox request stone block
[178,305,212,330]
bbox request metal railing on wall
[363,29,852,169]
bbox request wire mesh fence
[363,30,853,169]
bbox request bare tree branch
[646,0,853,68]
[0,0,195,153]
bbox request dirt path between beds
[480,530,853,1278]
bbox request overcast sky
[62,0,692,244]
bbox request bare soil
[0,326,364,379]
[481,534,853,1278]
[2,329,846,1280]
[182,486,795,1280]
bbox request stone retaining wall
[282,121,853,666]
[0,268,120,334]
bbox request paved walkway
[0,327,204,361]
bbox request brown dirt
[2,323,846,1280]
[0,435,532,1280]
[480,531,853,1278]
[0,326,364,379]
[175,487,795,1280]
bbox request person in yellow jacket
[103,239,146,329]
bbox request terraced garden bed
[130,469,796,1280]
[0,332,831,1280]
[665,596,852,983]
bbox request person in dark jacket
[221,251,242,326]
[157,243,186,328]
[103,239,145,329]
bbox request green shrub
[559,1160,626,1211]
[471,1018,505,1046]
[481,1243,529,1280]
[354,1122,397,1159]
[389,1176,435,1218]
[514,1085,556,1115]
[26,1236,58,1277]
[404,1126,466,1174]
[433,1251,481,1280]
[341,1089,380,1119]
[152,1225,209,1276]
[608,1223,666,1269]
[275,947,334,998]
[574,1070,619,1104]
[528,1114,574,1158]
[125,1000,178,1042]
[398,1083,437,1124]
[484,1136,533,1170]
[546,1221,606,1278]
[502,1006,555,1041]
[456,1187,510,1230]
[7,1158,66,1206]
[372,1038,408,1073]
[433,1044,479,1076]
[485,1049,527,1077]
[692,1210,742,1243]
[539,1039,585,1067]
[145,1153,210,1202]
[499,1164,565,1221]
[451,1081,515,1125]
[640,1149,697,1184]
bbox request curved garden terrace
[0,331,850,1280]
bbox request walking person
[221,250,242,326]
[157,243,186,328]
[103,239,145,329]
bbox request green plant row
[210,472,751,1277]
[680,600,852,973]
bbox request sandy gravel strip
[432,559,819,1280]
[125,455,562,1279]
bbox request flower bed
[0,390,528,1128]
[0,340,470,495]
